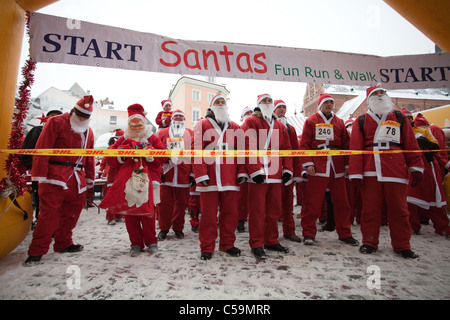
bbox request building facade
[168,76,230,129]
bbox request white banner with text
[29,12,450,89]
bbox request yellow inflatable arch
[1,0,449,259]
[0,0,58,259]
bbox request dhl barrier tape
[0,148,448,157]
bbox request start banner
[29,13,450,90]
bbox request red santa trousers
[199,191,238,253]
[237,182,249,221]
[28,176,85,256]
[301,173,352,239]
[281,183,296,237]
[248,183,282,249]
[409,203,450,236]
[346,178,362,224]
[125,214,157,248]
[360,177,412,251]
[158,185,189,232]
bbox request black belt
[314,145,342,150]
[49,160,84,169]
[365,142,402,148]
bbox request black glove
[252,174,264,184]
[201,179,210,186]
[161,175,166,183]
[189,176,196,187]
[237,176,247,185]
[282,172,292,184]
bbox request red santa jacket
[155,111,172,129]
[31,112,95,194]
[192,117,247,192]
[99,130,166,215]
[349,110,424,184]
[108,130,166,185]
[157,126,193,188]
[241,112,293,183]
[300,111,349,178]
[279,118,301,184]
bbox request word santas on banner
[28,13,450,90]
[1,148,444,158]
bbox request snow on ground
[0,203,449,301]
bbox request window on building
[192,89,201,102]
[208,93,215,105]
[192,106,201,123]
[110,115,117,124]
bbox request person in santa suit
[157,109,194,240]
[24,96,96,266]
[192,94,247,260]
[273,99,302,242]
[406,112,450,236]
[349,85,424,259]
[343,118,362,225]
[241,93,293,259]
[236,106,253,233]
[99,128,125,225]
[99,104,166,257]
[299,93,358,246]
[155,99,173,131]
[20,109,63,228]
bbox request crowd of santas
[22,85,450,266]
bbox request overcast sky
[19,0,436,123]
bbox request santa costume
[299,93,356,245]
[155,99,173,131]
[241,93,293,259]
[407,113,450,236]
[24,95,96,266]
[349,85,424,258]
[273,100,302,241]
[192,94,247,260]
[100,104,166,256]
[157,109,194,239]
[99,128,125,224]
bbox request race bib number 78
[377,120,401,143]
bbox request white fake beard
[124,171,149,208]
[170,120,186,138]
[125,126,150,142]
[368,94,394,116]
[211,105,229,124]
[70,114,90,133]
[259,103,275,121]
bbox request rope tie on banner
[0,148,448,157]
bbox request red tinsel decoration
[0,12,36,199]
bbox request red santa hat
[240,106,253,121]
[401,108,413,118]
[414,113,430,127]
[210,93,227,107]
[74,95,94,116]
[113,128,124,136]
[344,119,354,127]
[161,100,172,109]
[127,103,148,123]
[317,93,334,110]
[257,93,272,106]
[366,84,385,99]
[274,100,287,109]
[171,109,185,119]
